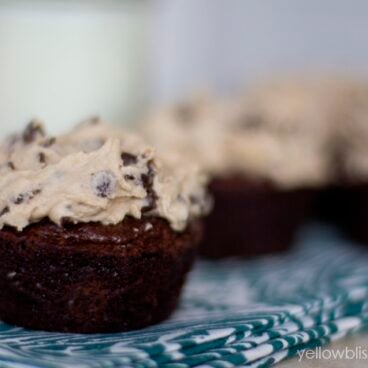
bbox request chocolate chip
[13,189,41,205]
[238,114,264,130]
[7,162,15,170]
[0,206,9,217]
[14,195,24,205]
[91,171,117,198]
[121,152,138,166]
[41,137,56,148]
[61,217,74,226]
[38,152,46,164]
[22,121,45,143]
[175,104,196,123]
[88,116,100,125]
[124,174,135,181]
[141,161,157,213]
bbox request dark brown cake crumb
[0,216,202,333]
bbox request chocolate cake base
[331,183,368,244]
[0,217,201,333]
[200,176,315,259]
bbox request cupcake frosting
[142,82,336,188]
[332,80,368,181]
[0,120,210,231]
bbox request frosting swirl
[0,119,210,231]
[142,81,337,188]
[331,80,368,180]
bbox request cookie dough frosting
[142,82,336,189]
[142,96,229,176]
[0,120,210,231]
[332,80,368,180]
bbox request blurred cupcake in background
[330,80,368,243]
[142,79,335,258]
[335,80,368,179]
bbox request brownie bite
[329,81,368,242]
[142,82,336,258]
[0,120,209,333]
[200,175,314,258]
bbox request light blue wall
[153,0,368,102]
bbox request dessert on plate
[0,119,209,333]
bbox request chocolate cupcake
[328,81,368,243]
[142,82,335,258]
[0,120,209,333]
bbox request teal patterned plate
[1,225,368,368]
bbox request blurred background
[1,0,368,135]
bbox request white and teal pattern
[1,225,368,368]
